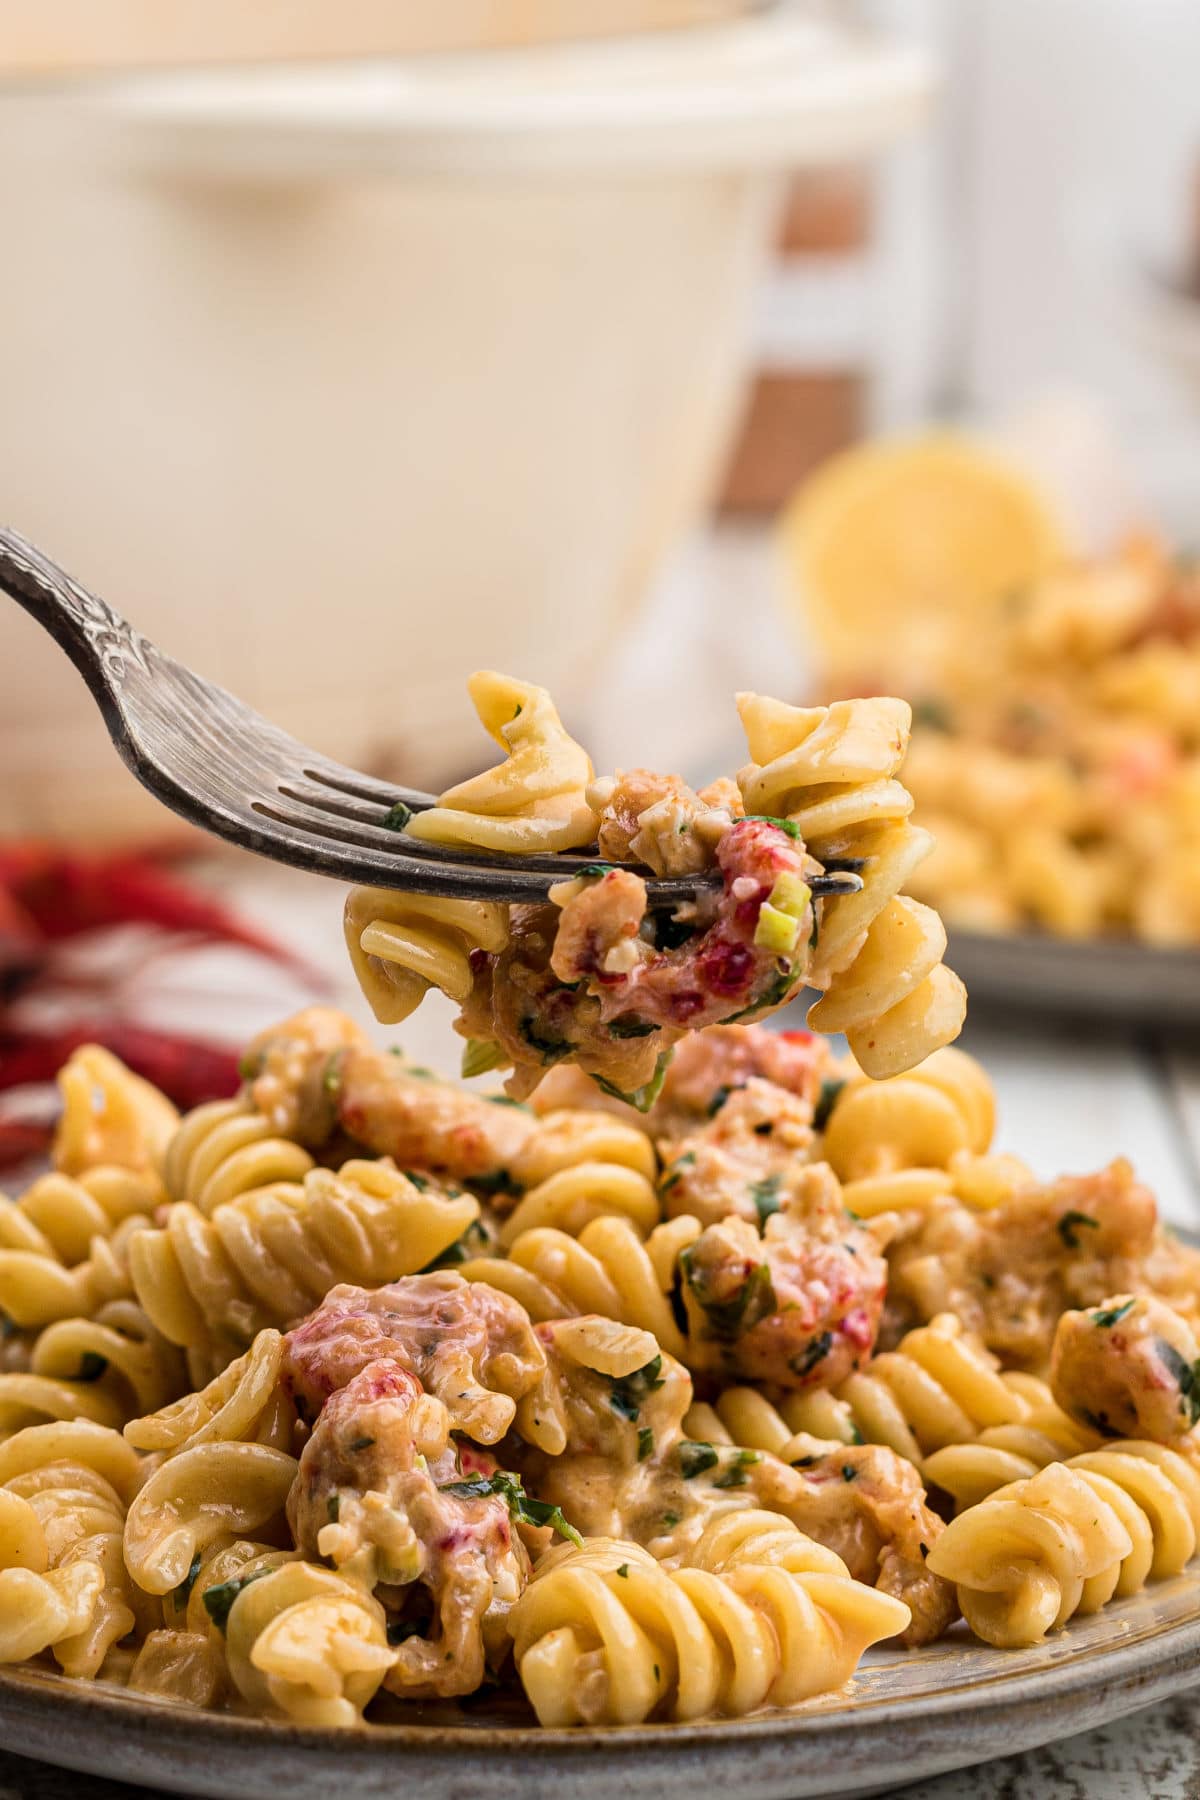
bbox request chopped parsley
[841,1464,858,1483]
[681,1249,776,1342]
[471,1169,522,1198]
[76,1352,108,1382]
[237,1049,264,1082]
[911,698,952,733]
[170,1551,203,1615]
[659,1152,696,1196]
[742,814,801,839]
[203,1568,273,1632]
[383,800,413,833]
[423,1218,493,1271]
[615,1564,630,1579]
[405,1170,431,1192]
[725,968,800,1025]
[461,1038,506,1079]
[1154,1340,1200,1426]
[813,1077,846,1134]
[326,1494,340,1523]
[592,1049,674,1114]
[608,1015,659,1040]
[1057,1210,1099,1249]
[637,1426,655,1462]
[518,1017,570,1066]
[322,1054,343,1097]
[1091,1299,1136,1329]
[348,1435,375,1452]
[607,1356,665,1422]
[707,1084,736,1118]
[573,863,618,880]
[749,1173,783,1224]
[713,1449,761,1490]
[678,1440,720,1479]
[789,1330,834,1379]
[439,1471,581,1548]
[486,1095,533,1111]
[661,1511,681,1528]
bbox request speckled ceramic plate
[3,1574,1200,1800]
[946,927,1200,1027]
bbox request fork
[1,527,863,906]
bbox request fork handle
[0,526,156,700]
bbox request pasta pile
[895,537,1200,945]
[1,1010,1200,1731]
[346,673,966,1100]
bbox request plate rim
[2,1588,1200,1798]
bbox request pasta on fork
[347,674,966,1102]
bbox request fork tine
[0,524,866,908]
[300,763,434,810]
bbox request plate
[946,927,1200,1027]
[3,1575,1200,1800]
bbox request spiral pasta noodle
[687,1313,1029,1469]
[52,1045,178,1182]
[128,1160,479,1382]
[921,1389,1104,1512]
[125,1330,293,1460]
[221,1561,393,1729]
[925,1442,1200,1646]
[344,884,511,1027]
[125,1625,226,1708]
[0,1170,156,1328]
[461,1214,699,1363]
[0,1299,189,1438]
[164,1097,316,1213]
[0,1419,150,1676]
[405,671,597,856]
[737,695,966,1077]
[124,1441,297,1597]
[508,1511,908,1725]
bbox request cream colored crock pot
[0,10,933,840]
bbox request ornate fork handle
[0,525,155,692]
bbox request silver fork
[1,527,863,906]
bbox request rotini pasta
[925,1441,1200,1645]
[692,1313,1029,1470]
[124,1329,293,1458]
[508,1510,908,1724]
[737,694,966,1077]
[343,884,511,1027]
[0,1419,150,1676]
[0,1172,153,1328]
[52,1045,178,1182]
[163,1097,316,1213]
[123,1441,297,1596]
[220,1561,393,1729]
[461,1214,698,1363]
[346,678,965,1099]
[3,997,1195,1731]
[128,1160,479,1382]
[894,537,1200,947]
[404,671,598,855]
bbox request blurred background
[0,1,1197,1205]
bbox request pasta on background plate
[891,538,1200,947]
[345,673,968,1101]
[0,1015,1198,1729]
